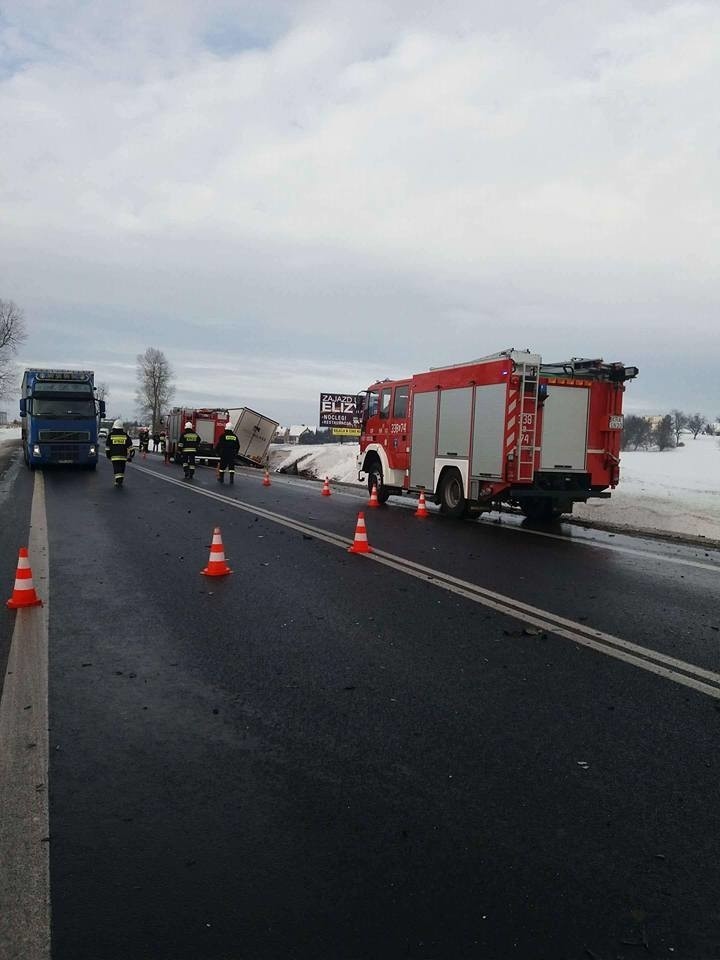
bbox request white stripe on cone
[12,577,36,592]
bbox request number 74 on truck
[356,348,638,521]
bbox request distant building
[273,426,289,443]
[288,425,313,444]
[0,410,7,425]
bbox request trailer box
[226,407,280,466]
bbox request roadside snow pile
[0,426,21,443]
[574,435,720,540]
[269,444,361,484]
[269,437,720,542]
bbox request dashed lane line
[0,471,51,960]
[135,465,720,701]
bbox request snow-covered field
[3,427,719,543]
[270,436,720,543]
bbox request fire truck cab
[357,349,638,521]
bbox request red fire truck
[165,408,231,463]
[357,349,638,521]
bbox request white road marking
[0,472,51,960]
[135,465,720,700]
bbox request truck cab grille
[38,430,91,442]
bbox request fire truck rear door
[540,386,589,471]
[195,418,216,445]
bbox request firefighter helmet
[113,419,123,429]
[185,421,193,429]
[225,421,234,431]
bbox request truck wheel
[439,468,466,518]
[367,464,391,504]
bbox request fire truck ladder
[514,359,540,483]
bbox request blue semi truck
[20,369,105,469]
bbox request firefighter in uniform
[178,420,200,480]
[214,422,240,484]
[106,419,133,487]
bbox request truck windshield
[32,398,96,418]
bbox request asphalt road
[2,447,720,960]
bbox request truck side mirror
[19,399,26,417]
[99,400,106,417]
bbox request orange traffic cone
[367,483,380,508]
[348,512,372,554]
[201,527,232,577]
[262,468,271,487]
[415,490,429,518]
[321,476,331,497]
[6,548,43,608]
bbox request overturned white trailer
[226,407,280,466]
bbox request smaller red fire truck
[357,348,638,521]
[164,408,231,464]
[164,406,280,467]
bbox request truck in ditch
[164,406,279,467]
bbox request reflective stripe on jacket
[106,431,132,461]
[178,430,200,453]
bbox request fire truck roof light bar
[541,359,639,382]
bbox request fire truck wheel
[439,468,466,518]
[367,465,391,504]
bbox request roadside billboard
[319,393,361,431]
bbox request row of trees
[622,411,718,451]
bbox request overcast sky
[2,0,718,425]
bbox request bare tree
[135,348,175,433]
[0,299,28,399]
[686,413,706,439]
[96,382,110,404]
[670,409,687,446]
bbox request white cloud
[1,0,719,418]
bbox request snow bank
[0,426,21,443]
[268,437,720,543]
[574,435,720,541]
[269,443,361,484]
